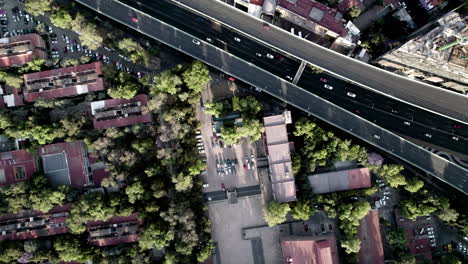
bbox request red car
[320,78,327,82]
[263,23,270,30]
[221,183,225,191]
[453,124,461,129]
[131,17,139,22]
[228,76,235,81]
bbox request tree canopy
[25,0,51,16]
[264,201,291,227]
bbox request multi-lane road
[92,0,468,156]
[75,0,468,194]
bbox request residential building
[419,0,444,10]
[281,235,340,264]
[307,168,371,194]
[0,205,70,241]
[0,149,36,187]
[357,210,384,264]
[0,34,47,68]
[87,214,143,246]
[375,11,468,94]
[90,94,153,129]
[263,111,296,203]
[23,62,104,102]
[0,84,24,108]
[277,0,360,50]
[39,141,92,187]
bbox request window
[14,166,25,180]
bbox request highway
[75,0,468,194]
[113,0,467,155]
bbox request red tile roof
[39,141,90,187]
[281,235,339,264]
[87,214,142,247]
[250,0,265,5]
[23,62,104,102]
[0,150,36,186]
[405,230,432,261]
[278,0,347,36]
[91,94,153,129]
[338,0,365,13]
[0,34,47,68]
[357,210,384,264]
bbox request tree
[291,200,315,220]
[107,82,139,99]
[79,55,91,64]
[25,0,51,16]
[125,181,146,204]
[54,237,92,262]
[197,240,215,262]
[221,119,264,145]
[19,58,45,73]
[404,177,424,193]
[60,58,80,68]
[205,102,224,117]
[0,72,23,89]
[238,96,262,119]
[152,70,182,95]
[139,223,175,250]
[348,6,361,19]
[50,10,73,29]
[172,173,193,192]
[341,237,361,254]
[182,61,210,94]
[264,201,291,227]
[437,208,459,223]
[396,254,416,264]
[378,164,406,188]
[387,228,408,251]
[440,255,461,264]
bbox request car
[255,53,262,57]
[425,133,432,138]
[452,136,459,141]
[453,124,461,129]
[77,44,81,52]
[0,20,7,25]
[137,72,143,78]
[1,26,7,33]
[266,53,274,59]
[35,19,41,25]
[131,17,138,22]
[383,191,390,195]
[329,224,333,231]
[202,183,209,188]
[347,92,356,98]
[373,134,380,139]
[234,37,241,42]
[251,154,255,164]
[228,76,235,81]
[25,14,30,22]
[286,75,293,81]
[221,183,225,191]
[23,17,28,25]
[63,46,68,53]
[18,10,23,17]
[403,121,411,126]
[320,77,327,82]
[324,84,333,90]
[65,36,69,44]
[321,224,325,232]
[263,23,270,30]
[192,39,201,45]
[206,37,213,43]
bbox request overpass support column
[292,60,307,85]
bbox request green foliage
[0,242,23,263]
[348,6,362,19]
[182,60,210,94]
[131,139,153,154]
[107,72,140,99]
[440,255,461,264]
[60,58,80,68]
[404,177,424,193]
[172,173,193,192]
[378,164,406,188]
[50,10,73,29]
[0,112,13,129]
[291,200,316,220]
[221,119,264,145]
[238,96,262,119]
[125,181,145,204]
[309,64,324,74]
[205,102,224,117]
[197,240,215,262]
[139,223,175,250]
[5,117,65,144]
[54,237,92,262]
[71,13,103,50]
[232,96,240,112]
[264,201,291,227]
[0,71,23,89]
[152,70,182,95]
[400,191,450,220]
[387,228,408,251]
[437,208,459,223]
[117,38,150,66]
[25,0,51,16]
[19,58,45,73]
[341,237,361,254]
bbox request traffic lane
[298,65,468,137]
[120,0,301,79]
[78,0,468,194]
[175,0,468,123]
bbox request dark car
[1,26,7,33]
[0,20,6,25]
[23,17,28,25]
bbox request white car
[234,37,241,42]
[403,121,411,126]
[192,39,201,45]
[324,84,333,90]
[266,53,274,59]
[255,53,262,57]
[347,92,356,98]
[202,183,209,188]
[452,136,459,141]
[206,37,213,43]
[286,75,293,81]
[425,133,432,138]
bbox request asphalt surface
[88,0,468,155]
[174,0,468,124]
[75,0,468,195]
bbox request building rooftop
[0,85,24,108]
[90,94,153,129]
[39,141,90,187]
[86,214,142,247]
[281,235,339,264]
[278,0,348,37]
[307,167,371,194]
[357,210,384,264]
[23,62,104,102]
[0,150,36,187]
[264,113,296,203]
[337,0,365,14]
[0,34,47,68]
